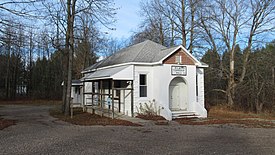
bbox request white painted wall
[132,64,206,120]
[133,65,154,115]
[82,64,207,119]
[150,64,198,119]
[196,68,207,117]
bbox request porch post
[112,80,115,119]
[91,81,94,106]
[131,80,134,117]
[82,80,85,111]
[118,90,121,113]
[100,80,103,117]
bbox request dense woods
[132,0,275,113]
[0,0,275,114]
[0,0,118,115]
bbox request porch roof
[82,65,133,81]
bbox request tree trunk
[159,18,164,45]
[170,18,175,47]
[62,58,68,112]
[227,87,234,106]
[189,0,195,54]
[228,48,235,106]
[5,46,11,99]
[181,0,186,47]
[28,31,33,97]
[64,0,76,116]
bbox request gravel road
[0,105,274,155]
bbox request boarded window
[175,55,182,64]
[139,74,147,97]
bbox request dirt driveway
[0,105,275,155]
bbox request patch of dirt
[136,114,168,125]
[0,118,16,130]
[50,108,141,126]
[136,114,166,121]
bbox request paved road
[0,105,275,155]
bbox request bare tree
[42,0,116,115]
[199,0,275,106]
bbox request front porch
[82,79,134,119]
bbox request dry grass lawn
[176,106,275,128]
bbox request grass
[0,118,16,130]
[176,105,275,128]
[49,107,141,126]
[209,105,275,120]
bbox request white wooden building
[80,40,208,120]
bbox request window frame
[139,74,147,97]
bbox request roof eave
[197,64,209,68]
[81,68,96,74]
[82,62,162,74]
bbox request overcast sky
[105,0,142,39]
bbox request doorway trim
[169,77,188,111]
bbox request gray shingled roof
[71,79,83,86]
[83,40,177,72]
[85,66,128,80]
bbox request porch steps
[172,111,198,119]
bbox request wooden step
[172,111,198,119]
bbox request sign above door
[171,66,187,76]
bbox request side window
[139,74,147,97]
[75,87,80,94]
[74,87,78,94]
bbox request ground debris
[0,118,16,130]
[50,108,141,126]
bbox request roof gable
[163,48,196,65]
[160,45,200,65]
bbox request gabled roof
[83,40,206,73]
[83,40,169,72]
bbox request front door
[169,85,180,110]
[169,77,188,111]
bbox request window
[175,55,182,64]
[139,74,147,97]
[74,87,80,94]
